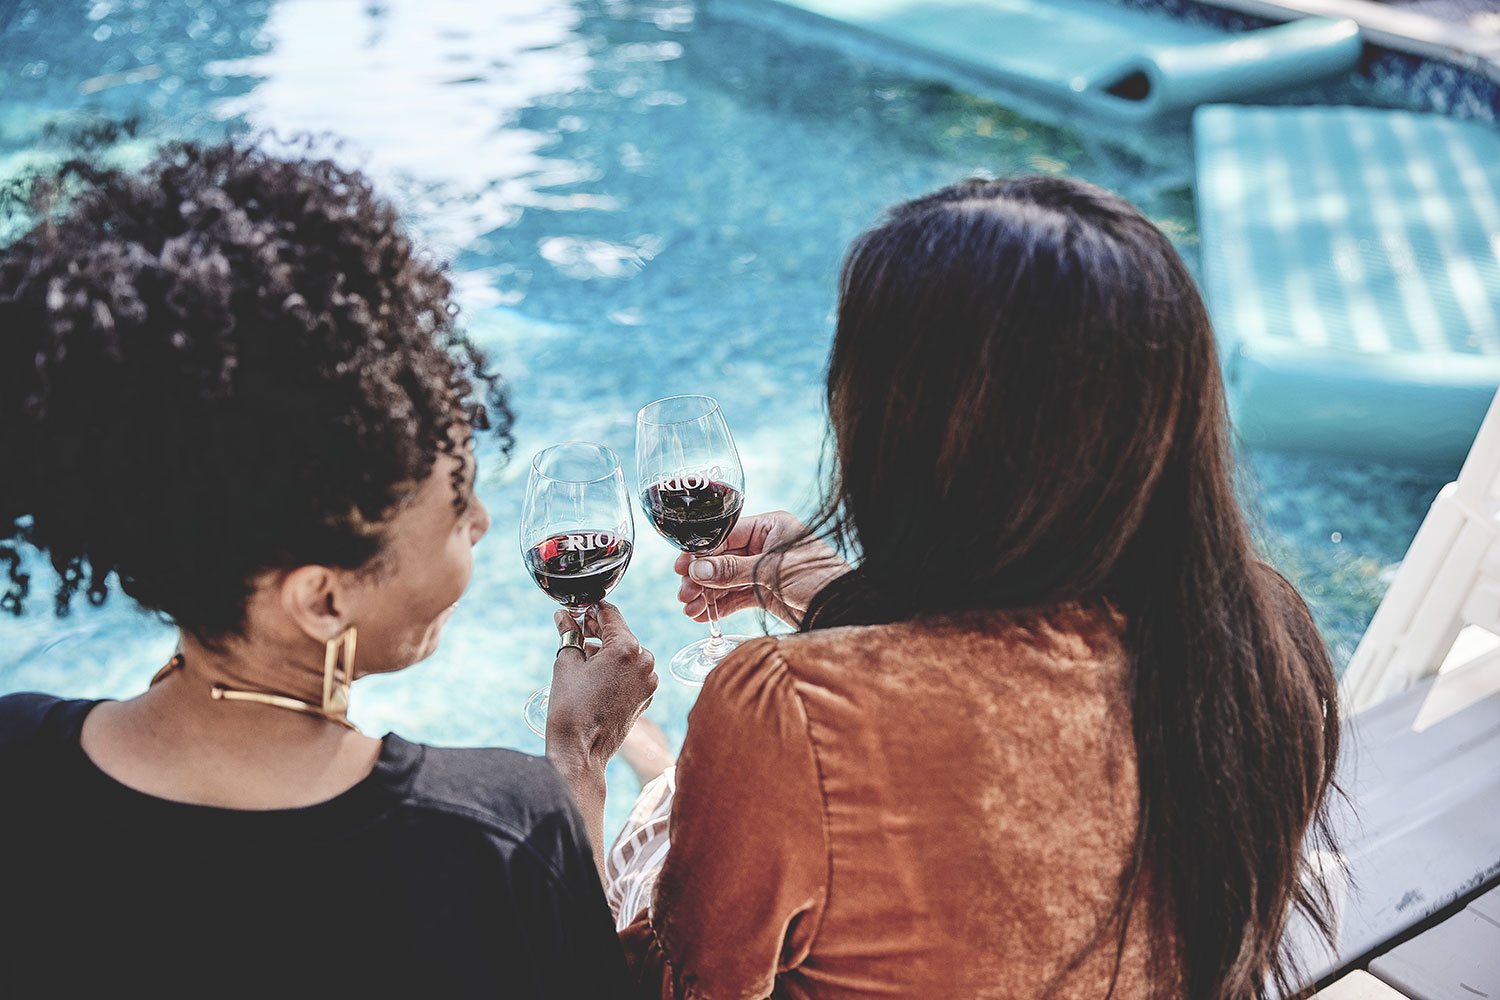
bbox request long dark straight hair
[794,176,1340,999]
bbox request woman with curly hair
[0,141,655,998]
[588,176,1341,1000]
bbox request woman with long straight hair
[560,174,1341,999]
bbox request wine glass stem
[703,589,728,656]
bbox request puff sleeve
[619,637,830,1000]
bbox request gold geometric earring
[161,626,362,732]
[322,625,357,725]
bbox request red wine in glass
[640,480,743,554]
[525,531,633,608]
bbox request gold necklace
[150,628,361,733]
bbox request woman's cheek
[450,532,476,597]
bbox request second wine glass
[519,441,634,736]
[636,395,747,686]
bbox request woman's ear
[279,565,347,643]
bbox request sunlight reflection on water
[0,0,1452,832]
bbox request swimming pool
[0,0,1462,828]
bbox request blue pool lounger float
[1194,105,1500,465]
[722,0,1362,119]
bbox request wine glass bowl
[640,470,742,555]
[519,441,634,735]
[636,395,747,686]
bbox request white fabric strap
[604,766,677,931]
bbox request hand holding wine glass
[636,395,747,686]
[673,511,851,629]
[520,442,634,735]
[544,599,656,874]
[545,602,657,768]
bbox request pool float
[715,0,1362,119]
[1195,104,1500,465]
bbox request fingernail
[689,560,714,582]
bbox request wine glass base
[523,686,550,737]
[668,635,753,687]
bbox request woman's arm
[619,637,830,999]
[545,602,658,876]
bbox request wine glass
[519,441,634,736]
[636,395,747,686]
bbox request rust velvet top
[618,604,1179,999]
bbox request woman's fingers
[669,513,776,581]
[681,589,760,621]
[687,552,755,586]
[677,553,762,596]
[584,600,637,648]
[546,601,658,766]
[554,610,587,657]
[715,518,758,554]
[670,513,821,624]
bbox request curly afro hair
[0,139,511,641]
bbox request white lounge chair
[1295,388,1500,997]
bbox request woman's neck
[78,634,381,810]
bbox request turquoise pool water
[0,0,1460,828]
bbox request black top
[0,693,630,999]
